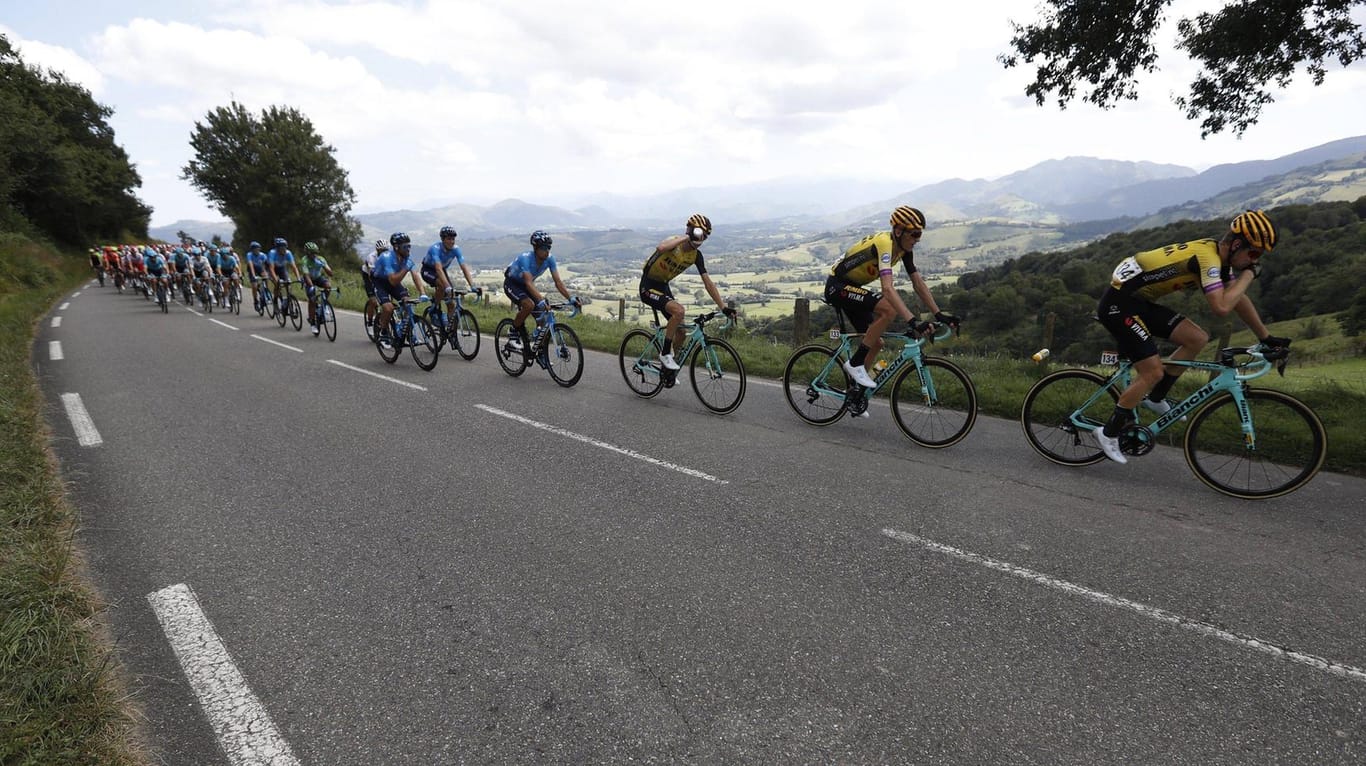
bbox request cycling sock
[1148,372,1180,402]
[850,345,870,367]
[661,338,672,355]
[1103,406,1134,437]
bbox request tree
[182,101,361,256]
[999,0,1366,136]
[0,34,150,244]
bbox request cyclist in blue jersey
[301,242,333,336]
[268,237,302,314]
[372,232,425,348]
[245,241,269,310]
[422,225,481,319]
[502,230,577,353]
[144,248,170,297]
[172,247,192,300]
[219,246,241,308]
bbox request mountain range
[153,134,1366,270]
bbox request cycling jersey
[642,239,706,283]
[1109,239,1226,301]
[173,253,191,272]
[362,250,379,274]
[191,256,212,277]
[145,254,167,274]
[219,253,240,273]
[206,251,221,270]
[423,242,465,270]
[269,247,295,269]
[504,251,557,282]
[372,251,416,280]
[828,231,916,286]
[304,256,330,281]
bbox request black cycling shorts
[824,276,880,333]
[1096,287,1186,363]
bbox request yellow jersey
[829,231,917,286]
[1110,239,1226,301]
[642,240,707,283]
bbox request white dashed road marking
[51,316,62,328]
[147,584,299,766]
[250,334,303,353]
[59,302,70,310]
[59,393,102,446]
[49,341,63,361]
[210,318,240,331]
[475,403,727,483]
[327,359,427,391]
[882,527,1366,684]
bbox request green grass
[0,233,145,765]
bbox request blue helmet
[248,240,261,249]
[273,237,287,248]
[529,230,552,249]
[390,231,410,247]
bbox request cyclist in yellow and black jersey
[824,205,958,389]
[1093,210,1290,464]
[639,213,735,371]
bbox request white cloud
[1,25,105,93]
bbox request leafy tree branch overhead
[999,0,1366,136]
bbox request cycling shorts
[824,276,879,333]
[638,277,675,316]
[502,276,534,305]
[373,275,409,306]
[1096,287,1186,363]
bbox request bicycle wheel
[363,301,377,340]
[1184,389,1327,499]
[542,325,584,387]
[408,316,440,371]
[1020,369,1116,466]
[618,329,666,398]
[454,309,480,360]
[274,294,287,326]
[782,344,849,425]
[889,357,977,448]
[689,337,746,414]
[494,319,528,377]
[375,319,402,364]
[232,285,242,315]
[322,302,337,341]
[288,297,303,330]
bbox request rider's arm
[1204,269,1256,317]
[908,271,943,316]
[879,270,916,323]
[523,271,544,304]
[700,271,726,311]
[1233,294,1271,340]
[458,262,476,290]
[550,269,572,300]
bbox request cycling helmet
[390,231,411,247]
[439,225,457,239]
[219,246,231,254]
[248,241,261,249]
[530,230,553,249]
[304,241,320,254]
[686,213,712,239]
[890,205,926,230]
[374,239,389,252]
[273,237,288,248]
[1230,210,1276,252]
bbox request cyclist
[372,232,425,348]
[422,225,481,320]
[144,246,170,302]
[1093,209,1290,464]
[219,246,241,308]
[88,248,103,284]
[245,241,269,310]
[301,241,333,336]
[502,230,577,353]
[171,247,193,301]
[639,213,735,371]
[825,205,959,389]
[190,247,215,304]
[103,247,123,288]
[268,237,302,314]
[362,239,388,333]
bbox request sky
[5,0,1366,227]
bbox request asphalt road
[34,282,1366,765]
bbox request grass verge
[0,233,144,765]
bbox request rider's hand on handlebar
[1260,334,1291,348]
[933,311,961,329]
[722,306,737,319]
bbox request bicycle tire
[1020,369,1116,466]
[232,285,242,315]
[545,325,584,387]
[259,287,271,317]
[618,328,666,398]
[454,309,480,360]
[494,319,528,377]
[274,294,287,326]
[689,337,746,414]
[890,357,977,448]
[288,296,303,331]
[782,344,849,425]
[1184,389,1327,499]
[408,316,440,371]
[322,303,337,341]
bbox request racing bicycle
[494,301,584,387]
[1019,343,1326,499]
[618,310,746,415]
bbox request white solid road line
[327,359,428,391]
[59,393,102,447]
[475,403,728,483]
[881,527,1366,685]
[49,341,63,361]
[250,334,304,353]
[147,584,300,766]
[51,316,62,328]
[210,318,240,331]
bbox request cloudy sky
[5,1,1366,226]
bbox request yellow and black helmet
[686,213,712,237]
[1230,210,1277,252]
[890,205,926,230]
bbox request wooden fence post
[793,298,809,345]
[618,297,626,322]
